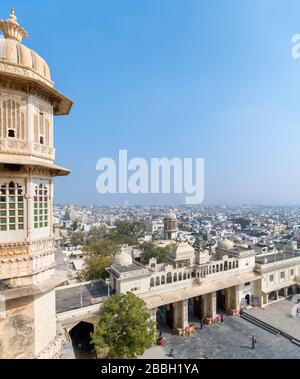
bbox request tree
[82,240,119,257]
[111,220,147,245]
[140,242,171,265]
[80,255,112,281]
[87,225,108,244]
[69,230,85,246]
[71,221,79,231]
[91,292,156,359]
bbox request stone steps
[240,312,281,336]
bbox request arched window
[161,275,165,285]
[156,277,160,286]
[216,265,219,273]
[183,272,187,280]
[236,261,239,268]
[167,273,172,284]
[174,273,178,282]
[0,182,24,231]
[150,278,155,288]
[0,98,26,140]
[34,183,49,228]
[224,262,228,271]
[220,264,223,272]
[179,272,182,281]
[212,265,215,274]
[229,262,232,270]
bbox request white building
[107,237,300,332]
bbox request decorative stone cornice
[0,237,54,258]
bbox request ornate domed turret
[0,8,72,359]
[164,212,178,240]
[0,9,72,115]
[113,246,133,267]
[0,9,51,82]
[0,8,72,175]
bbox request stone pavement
[157,314,300,359]
[139,346,173,360]
[245,298,300,341]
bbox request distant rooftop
[256,251,300,264]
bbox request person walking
[170,349,175,358]
[200,319,204,330]
[251,335,257,350]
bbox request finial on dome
[0,8,28,42]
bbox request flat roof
[256,252,300,264]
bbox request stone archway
[69,322,96,359]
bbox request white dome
[0,10,51,81]
[218,238,234,250]
[165,212,177,221]
[113,246,133,267]
[170,242,195,262]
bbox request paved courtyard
[139,346,173,360]
[245,298,300,342]
[157,314,300,359]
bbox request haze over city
[3,0,300,206]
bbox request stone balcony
[0,138,55,161]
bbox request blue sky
[3,0,300,206]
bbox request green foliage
[86,226,108,244]
[71,221,79,231]
[111,220,147,245]
[140,242,171,264]
[91,292,156,359]
[79,255,112,281]
[82,240,119,257]
[69,230,85,246]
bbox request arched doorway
[245,294,250,306]
[69,322,96,359]
[217,290,226,311]
[193,296,203,319]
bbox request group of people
[199,313,224,329]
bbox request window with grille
[0,98,26,140]
[34,183,49,228]
[34,107,51,146]
[0,182,24,231]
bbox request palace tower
[0,9,72,358]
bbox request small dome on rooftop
[218,238,234,250]
[113,246,133,267]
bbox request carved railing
[0,138,55,161]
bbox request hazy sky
[3,0,300,206]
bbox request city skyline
[5,0,300,206]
